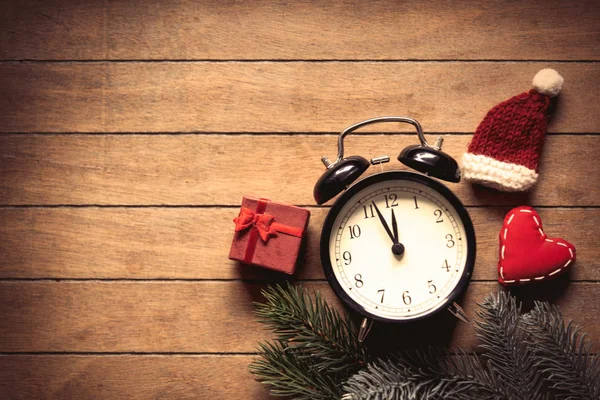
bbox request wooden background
[0,1,599,398]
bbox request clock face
[321,171,475,322]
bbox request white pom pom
[532,68,564,97]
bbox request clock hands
[371,201,405,256]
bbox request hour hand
[371,201,395,244]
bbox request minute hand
[371,201,396,244]
[391,208,399,244]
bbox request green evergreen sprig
[249,341,342,400]
[250,284,369,399]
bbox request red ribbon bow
[234,207,278,242]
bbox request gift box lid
[240,196,310,229]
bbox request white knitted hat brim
[461,153,538,191]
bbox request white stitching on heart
[549,268,562,276]
[500,208,575,285]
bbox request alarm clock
[314,117,476,341]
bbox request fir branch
[250,284,368,399]
[341,356,437,400]
[385,348,474,399]
[254,283,368,374]
[521,301,600,400]
[445,351,524,400]
[475,292,546,400]
[249,341,342,400]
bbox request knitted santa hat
[461,69,564,191]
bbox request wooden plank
[0,63,598,133]
[1,0,599,61]
[0,208,596,281]
[0,281,597,353]
[0,135,598,206]
[0,355,268,400]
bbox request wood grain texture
[1,135,598,206]
[0,281,598,353]
[2,2,600,399]
[0,63,598,133]
[0,208,596,281]
[1,0,599,61]
[0,355,268,400]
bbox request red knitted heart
[498,206,576,286]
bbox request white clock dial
[328,178,470,321]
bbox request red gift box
[229,197,310,274]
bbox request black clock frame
[320,171,476,323]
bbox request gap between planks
[0,205,597,208]
[0,278,499,283]
[1,60,600,64]
[0,132,599,136]
[0,352,257,357]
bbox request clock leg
[358,317,374,343]
[447,302,469,323]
